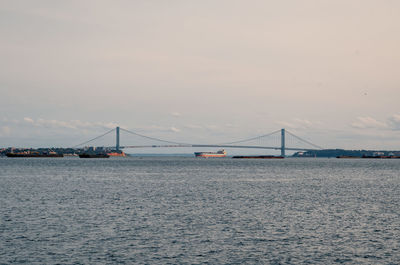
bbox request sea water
[0,157,399,264]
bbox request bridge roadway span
[119,144,319,152]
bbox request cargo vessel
[79,153,110,158]
[6,152,63,158]
[194,149,226,158]
[107,151,126,157]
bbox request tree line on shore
[293,149,400,158]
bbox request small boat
[79,153,110,158]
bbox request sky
[1,0,400,151]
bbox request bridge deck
[119,144,319,152]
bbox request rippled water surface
[1,157,399,264]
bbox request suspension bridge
[73,127,323,157]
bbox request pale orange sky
[1,0,400,149]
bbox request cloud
[184,124,203,129]
[170,127,181,133]
[136,125,181,133]
[183,124,222,131]
[388,114,400,130]
[350,114,400,131]
[23,117,34,124]
[3,117,185,137]
[277,118,317,129]
[224,123,237,128]
[0,126,11,136]
[293,118,313,127]
[171,112,182,117]
[19,117,118,130]
[351,116,388,129]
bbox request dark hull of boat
[79,154,110,158]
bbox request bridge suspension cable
[70,126,323,153]
[285,130,323,150]
[119,128,190,146]
[71,128,115,148]
[217,129,281,145]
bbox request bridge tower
[116,126,120,151]
[281,128,285,157]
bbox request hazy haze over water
[1,1,400,149]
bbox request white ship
[194,149,226,158]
